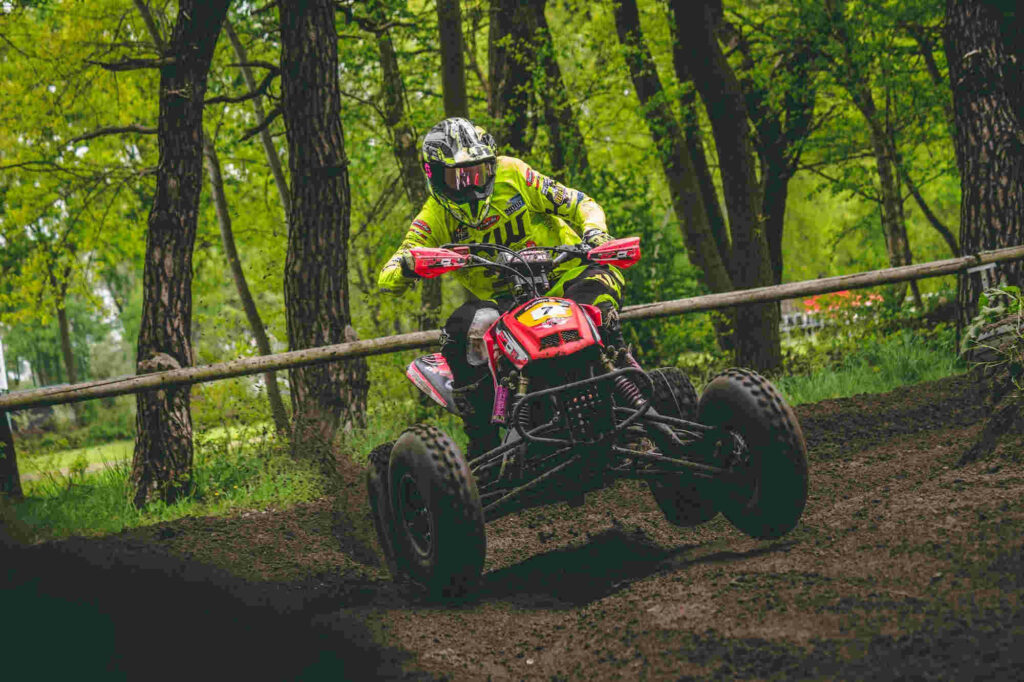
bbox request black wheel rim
[398,472,433,558]
[719,430,759,502]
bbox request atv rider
[379,117,628,457]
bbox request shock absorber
[614,373,645,409]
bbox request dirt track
[4,374,1023,680]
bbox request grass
[12,430,323,540]
[18,439,133,475]
[772,328,964,405]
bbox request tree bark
[131,0,230,508]
[202,136,291,436]
[437,0,469,119]
[279,0,368,468]
[946,0,1024,334]
[488,0,534,154]
[375,26,440,330]
[669,0,781,371]
[531,0,590,185]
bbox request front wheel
[389,424,486,596]
[698,368,808,539]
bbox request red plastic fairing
[580,303,603,329]
[487,297,601,370]
[409,247,470,278]
[587,237,641,269]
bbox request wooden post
[0,337,22,499]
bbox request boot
[452,380,500,459]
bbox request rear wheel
[698,368,808,539]
[366,441,398,576]
[645,367,719,527]
[389,424,486,596]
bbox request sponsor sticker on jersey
[411,219,432,234]
[545,182,570,206]
[504,194,525,216]
[453,225,469,242]
[479,214,500,229]
[524,167,534,186]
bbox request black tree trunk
[279,0,369,468]
[131,0,230,508]
[670,0,781,371]
[488,0,535,154]
[437,0,469,119]
[946,0,1024,334]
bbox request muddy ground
[4,374,1023,680]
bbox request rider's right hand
[400,252,421,278]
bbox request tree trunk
[860,93,917,305]
[131,0,229,509]
[0,407,19,500]
[488,0,534,154]
[436,0,469,119]
[55,301,77,386]
[532,0,590,185]
[612,0,733,301]
[224,20,291,223]
[0,338,20,499]
[946,0,1024,334]
[761,163,789,284]
[202,136,291,436]
[376,27,440,330]
[279,0,368,469]
[670,0,780,371]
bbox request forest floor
[4,373,1023,680]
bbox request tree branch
[239,104,282,142]
[87,56,176,71]
[205,67,279,104]
[227,60,278,71]
[69,124,157,145]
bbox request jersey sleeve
[504,157,609,238]
[377,213,441,294]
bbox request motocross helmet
[421,117,497,228]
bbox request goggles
[444,163,490,191]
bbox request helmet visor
[444,163,490,192]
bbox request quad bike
[366,237,808,596]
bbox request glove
[583,227,613,248]
[399,252,420,278]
